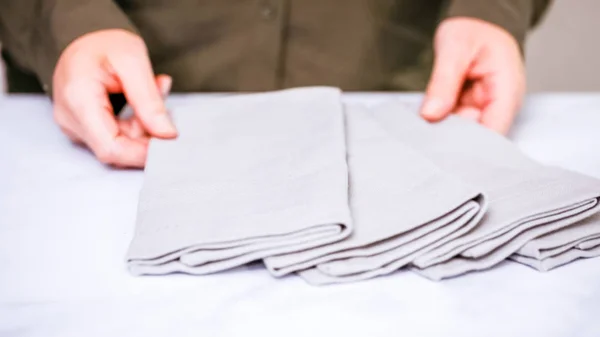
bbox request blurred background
[0,0,598,93]
[524,0,600,92]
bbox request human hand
[52,29,178,168]
[420,17,526,135]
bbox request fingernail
[161,76,172,97]
[421,98,444,118]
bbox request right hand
[52,29,178,168]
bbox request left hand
[420,17,526,135]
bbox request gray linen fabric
[126,87,353,275]
[509,212,600,271]
[510,246,600,271]
[264,104,485,283]
[367,100,600,280]
[126,90,600,282]
[578,237,600,250]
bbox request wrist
[31,1,138,96]
[443,0,532,53]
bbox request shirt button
[260,2,277,20]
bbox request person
[0,0,550,168]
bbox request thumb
[109,53,177,138]
[420,45,471,121]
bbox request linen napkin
[368,100,600,281]
[126,87,353,275]
[263,104,486,284]
[509,212,600,271]
[579,237,600,249]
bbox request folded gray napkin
[367,101,600,281]
[126,87,353,275]
[579,237,600,250]
[263,104,486,284]
[509,212,600,271]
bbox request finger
[107,53,177,138]
[155,74,172,98]
[118,119,138,139]
[65,81,149,167]
[60,126,83,143]
[108,136,149,168]
[118,118,148,140]
[53,105,85,142]
[421,44,473,121]
[458,81,488,108]
[116,74,169,139]
[454,106,482,122]
[480,74,522,135]
[480,101,516,135]
[118,118,133,135]
[129,118,148,138]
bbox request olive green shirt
[0,0,550,95]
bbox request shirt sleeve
[0,0,138,95]
[444,0,552,50]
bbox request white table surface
[1,93,599,337]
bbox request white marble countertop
[1,93,599,337]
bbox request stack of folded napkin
[509,212,600,271]
[126,87,600,284]
[127,88,352,275]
